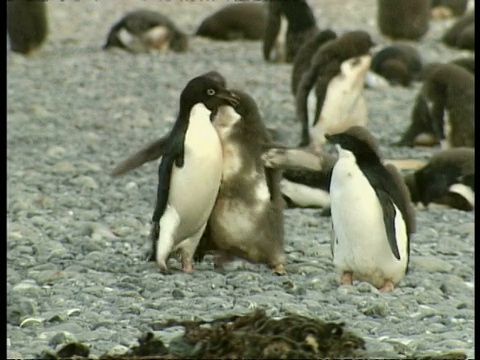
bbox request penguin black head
[325,126,381,161]
[180,72,239,111]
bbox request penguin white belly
[330,156,408,288]
[167,103,223,242]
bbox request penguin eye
[206,88,216,96]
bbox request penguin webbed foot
[340,271,353,286]
[379,280,395,292]
[181,258,194,273]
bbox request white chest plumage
[329,148,409,288]
[310,56,371,148]
[167,103,223,241]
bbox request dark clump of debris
[36,308,468,360]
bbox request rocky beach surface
[7,0,474,358]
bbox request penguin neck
[173,102,211,135]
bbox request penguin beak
[216,89,240,107]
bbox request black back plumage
[327,128,415,261]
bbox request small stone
[29,269,65,285]
[71,176,99,190]
[172,289,185,299]
[103,344,129,357]
[46,145,67,157]
[125,181,138,191]
[53,161,76,173]
[49,331,77,348]
[358,300,389,318]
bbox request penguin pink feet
[340,271,353,286]
[379,280,395,293]
[181,259,194,273]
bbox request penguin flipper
[376,189,401,260]
[152,136,185,223]
[110,135,168,176]
[385,163,417,235]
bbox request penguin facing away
[404,147,474,211]
[326,126,416,292]
[103,9,188,53]
[150,72,239,273]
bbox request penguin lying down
[112,73,285,274]
[262,144,426,211]
[404,148,474,211]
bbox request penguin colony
[9,1,473,293]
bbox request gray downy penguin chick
[195,3,267,41]
[377,0,431,40]
[291,29,337,96]
[442,11,474,51]
[205,89,286,274]
[395,58,473,147]
[326,126,416,292]
[370,43,423,87]
[309,54,372,151]
[263,0,318,63]
[149,72,239,273]
[394,91,439,147]
[7,1,48,55]
[295,30,374,147]
[104,9,188,53]
[422,63,474,149]
[404,147,474,211]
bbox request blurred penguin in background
[7,0,48,55]
[377,0,431,40]
[263,0,318,63]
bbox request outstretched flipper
[111,135,168,176]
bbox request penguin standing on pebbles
[150,72,239,273]
[206,89,286,274]
[111,88,286,274]
[326,126,416,292]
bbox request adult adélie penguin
[151,72,239,273]
[326,126,416,292]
